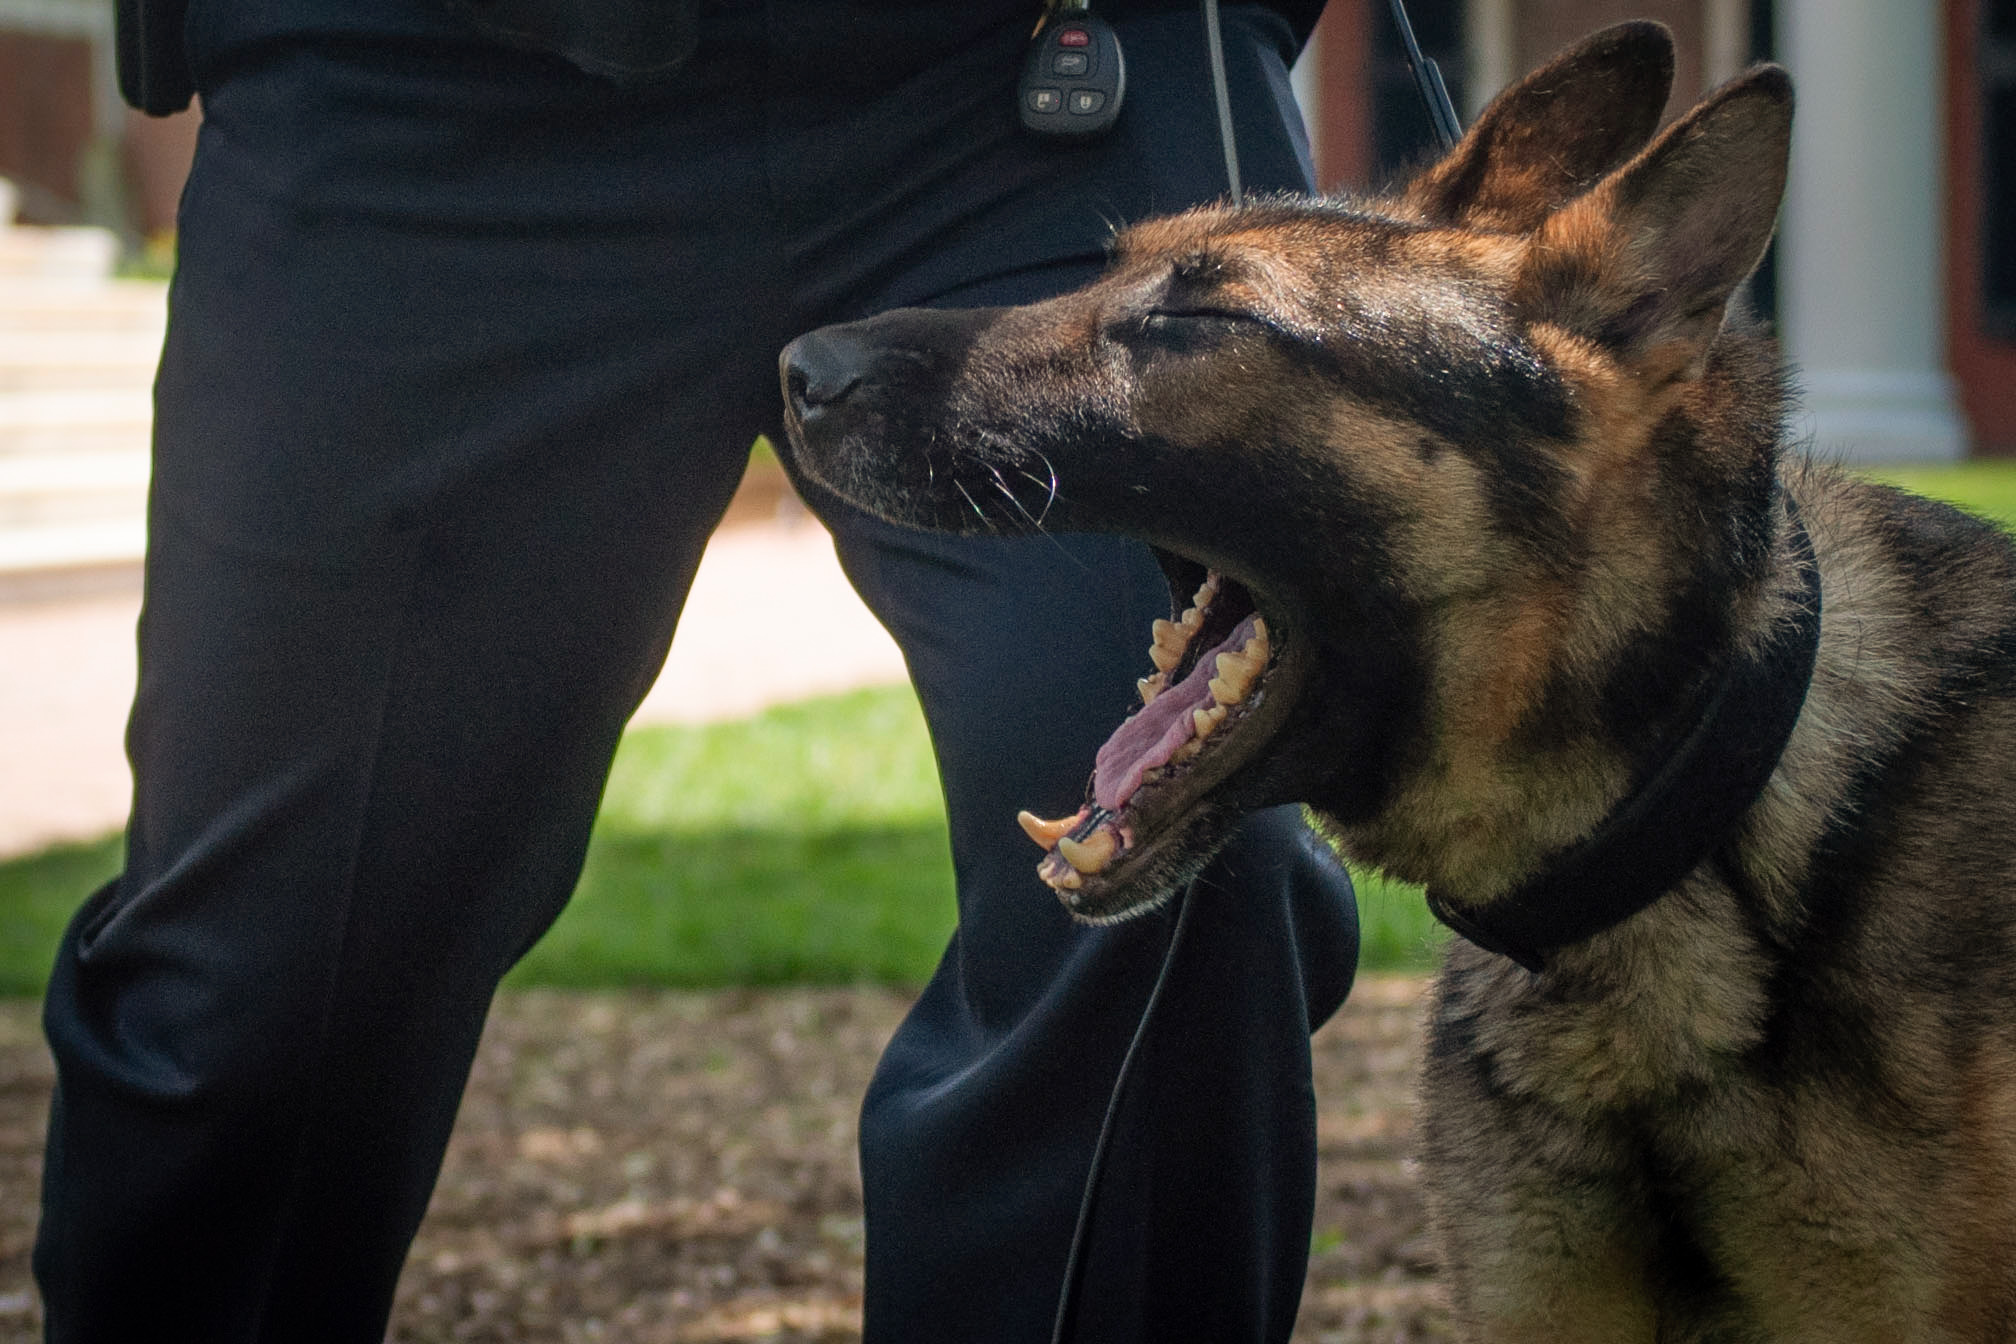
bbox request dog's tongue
[1093,614,1260,813]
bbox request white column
[1465,0,1514,120]
[1777,0,1966,462]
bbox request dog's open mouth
[1017,567,1292,920]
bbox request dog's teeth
[1018,809,1084,849]
[1179,605,1205,633]
[1149,619,1188,672]
[1172,738,1204,764]
[1210,650,1261,705]
[1193,704,1228,740]
[1248,618,1270,661]
[1138,673,1166,705]
[1041,855,1085,891]
[1191,573,1221,612]
[1058,828,1119,875]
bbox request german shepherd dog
[782,21,2016,1340]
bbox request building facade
[3,0,2011,457]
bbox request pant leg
[822,269,1363,1344]
[34,33,797,1341]
[802,10,1364,1331]
[826,503,1359,1344]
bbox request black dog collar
[1425,500,1823,974]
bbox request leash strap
[1427,497,1825,973]
[1387,0,1461,150]
[1048,885,1198,1344]
[1201,0,1244,205]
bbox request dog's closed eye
[1144,305,1253,324]
[1134,307,1267,352]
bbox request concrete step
[0,518,146,574]
[0,203,159,575]
[0,280,167,334]
[0,389,153,462]
[0,467,150,574]
[0,387,155,434]
[0,448,149,522]
[0,424,151,462]
[0,226,119,282]
[0,331,166,391]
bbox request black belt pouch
[116,0,195,115]
[117,0,700,116]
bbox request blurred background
[0,0,2008,1014]
[0,3,2010,1335]
[1,0,2011,1027]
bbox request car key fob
[1019,11,1125,138]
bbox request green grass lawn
[0,690,1441,998]
[6,460,2016,998]
[1859,461,2016,519]
[509,688,958,988]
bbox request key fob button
[1019,13,1124,138]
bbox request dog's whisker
[985,465,1050,535]
[953,479,996,533]
[1018,456,1062,527]
[985,465,1090,571]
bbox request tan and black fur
[781,22,2016,1340]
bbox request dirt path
[0,976,1444,1342]
[0,503,908,861]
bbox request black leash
[1426,499,1824,974]
[1047,883,1198,1344]
[1201,0,1243,204]
[1387,0,1461,151]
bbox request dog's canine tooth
[1018,809,1083,849]
[1138,673,1166,705]
[1058,828,1119,874]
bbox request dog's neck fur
[1419,497,1822,973]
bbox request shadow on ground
[0,977,1444,1342]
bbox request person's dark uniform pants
[35,4,1359,1340]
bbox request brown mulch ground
[0,976,1444,1342]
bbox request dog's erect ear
[1403,21,1675,233]
[1521,65,1793,381]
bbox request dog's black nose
[781,328,869,419]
